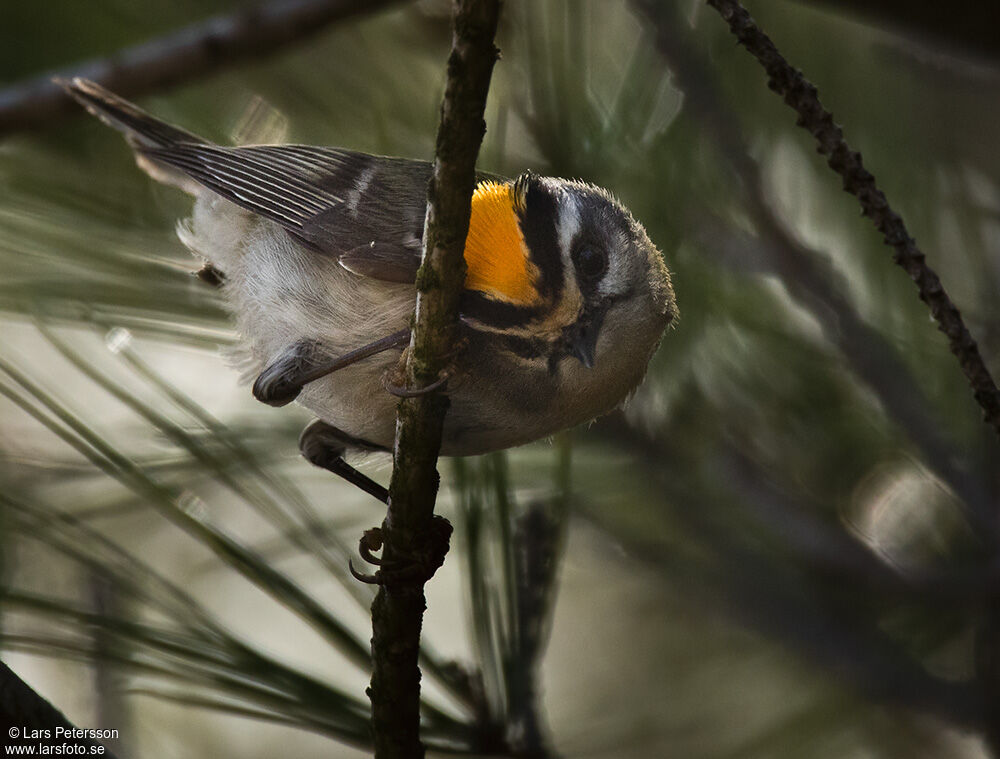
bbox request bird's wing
[61,78,435,284]
[142,143,434,283]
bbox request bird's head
[461,171,676,373]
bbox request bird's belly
[439,356,644,456]
[187,208,413,447]
[297,357,401,448]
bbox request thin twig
[630,0,991,524]
[506,504,563,758]
[0,0,408,137]
[703,0,1000,438]
[368,1,502,758]
[89,575,132,755]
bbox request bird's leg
[299,421,451,583]
[298,420,389,504]
[299,420,452,583]
[253,329,409,407]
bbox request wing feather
[63,78,448,284]
[141,143,432,282]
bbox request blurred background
[2,0,1000,756]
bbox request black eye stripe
[517,177,562,299]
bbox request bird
[61,78,677,503]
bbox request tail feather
[59,77,210,192]
[57,77,208,149]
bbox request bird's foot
[349,516,453,586]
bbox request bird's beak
[566,306,606,369]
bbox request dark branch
[506,504,563,757]
[0,0,408,137]
[368,1,502,758]
[630,0,992,526]
[703,0,1000,439]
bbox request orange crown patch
[464,181,537,304]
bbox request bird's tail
[57,77,208,192]
[57,77,207,148]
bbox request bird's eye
[574,244,607,283]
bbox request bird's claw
[348,517,453,586]
[381,337,467,398]
[382,370,450,398]
[358,527,384,566]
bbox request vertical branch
[504,438,571,757]
[506,503,563,758]
[703,0,1000,439]
[89,574,131,756]
[368,2,502,758]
